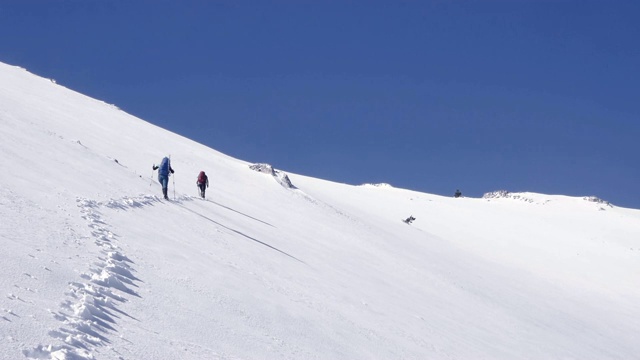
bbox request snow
[1,61,639,359]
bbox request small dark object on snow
[454,189,462,198]
[403,215,416,224]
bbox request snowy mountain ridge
[1,62,639,360]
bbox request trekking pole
[150,167,154,187]
[173,174,176,200]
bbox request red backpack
[197,171,207,184]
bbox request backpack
[197,171,207,184]
[159,157,170,175]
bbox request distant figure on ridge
[153,156,174,200]
[196,171,209,199]
[454,189,462,198]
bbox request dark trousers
[158,174,169,199]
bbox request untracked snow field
[1,62,639,359]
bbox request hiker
[454,189,462,198]
[196,171,209,199]
[404,215,415,224]
[152,156,174,200]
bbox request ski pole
[173,174,176,200]
[150,167,154,187]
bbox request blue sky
[2,1,639,208]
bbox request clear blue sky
[2,1,639,208]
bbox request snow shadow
[177,203,305,264]
[207,199,275,228]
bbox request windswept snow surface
[1,61,639,359]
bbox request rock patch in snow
[359,183,394,188]
[583,196,613,208]
[249,163,297,189]
[483,190,536,203]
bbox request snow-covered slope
[1,61,639,359]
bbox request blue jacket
[153,157,174,176]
